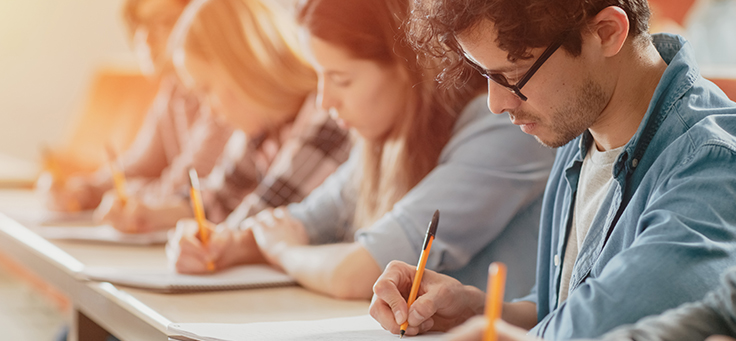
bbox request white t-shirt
[558,141,624,304]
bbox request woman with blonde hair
[169,0,554,300]
[41,0,235,218]
[96,0,351,233]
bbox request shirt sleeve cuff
[354,214,418,270]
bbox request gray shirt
[288,95,556,297]
[598,267,736,341]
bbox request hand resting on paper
[248,207,310,271]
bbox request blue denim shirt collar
[572,34,699,181]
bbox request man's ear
[588,6,630,57]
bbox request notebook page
[81,264,295,292]
[167,314,445,341]
[33,224,170,245]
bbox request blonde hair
[122,0,190,37]
[170,0,316,122]
[298,0,485,228]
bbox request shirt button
[632,159,639,168]
[554,254,560,267]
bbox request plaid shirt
[120,77,233,200]
[202,95,351,226]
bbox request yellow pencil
[188,168,215,272]
[400,210,440,338]
[105,145,128,207]
[483,262,507,341]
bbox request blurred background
[0,0,136,162]
[0,0,298,168]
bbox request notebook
[167,314,445,341]
[80,264,295,293]
[7,208,95,227]
[33,224,170,245]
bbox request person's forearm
[224,228,266,267]
[502,301,538,330]
[278,243,381,299]
[145,199,192,231]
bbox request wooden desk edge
[0,213,171,340]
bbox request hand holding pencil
[370,209,494,337]
[400,210,440,338]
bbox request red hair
[298,0,485,227]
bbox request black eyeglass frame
[464,35,567,102]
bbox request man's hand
[369,260,486,336]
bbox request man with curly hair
[369,0,736,339]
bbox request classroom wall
[0,0,299,165]
[0,0,136,163]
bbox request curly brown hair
[408,0,651,86]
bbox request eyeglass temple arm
[515,37,566,90]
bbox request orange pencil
[483,262,507,341]
[188,168,215,272]
[400,210,440,338]
[105,145,128,207]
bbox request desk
[0,189,370,341]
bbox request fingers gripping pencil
[400,210,440,338]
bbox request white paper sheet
[7,208,95,226]
[33,224,170,245]
[167,314,445,341]
[81,264,296,293]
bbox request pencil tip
[399,330,405,338]
[428,210,439,236]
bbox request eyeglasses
[464,36,566,102]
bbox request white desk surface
[0,189,370,341]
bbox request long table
[0,189,369,341]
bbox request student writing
[168,0,555,301]
[370,0,736,338]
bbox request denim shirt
[526,34,736,339]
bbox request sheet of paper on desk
[7,208,95,226]
[33,224,170,245]
[167,314,445,341]
[81,264,296,293]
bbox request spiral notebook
[80,264,295,293]
[167,314,445,341]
